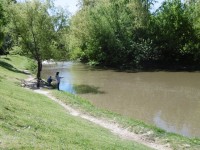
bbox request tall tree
[0,0,17,55]
[70,0,150,68]
[0,0,6,54]
[187,0,200,61]
[149,0,196,65]
[7,0,69,87]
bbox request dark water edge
[91,62,200,73]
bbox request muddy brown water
[42,62,200,138]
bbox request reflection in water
[60,82,76,94]
[42,62,200,138]
[154,111,190,137]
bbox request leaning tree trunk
[36,60,42,88]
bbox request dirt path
[24,76,171,150]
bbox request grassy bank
[52,82,200,149]
[0,55,150,149]
[53,91,200,150]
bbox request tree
[0,0,6,54]
[0,0,17,55]
[149,0,196,65]
[70,0,151,68]
[7,0,69,87]
[187,0,200,61]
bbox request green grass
[0,55,150,149]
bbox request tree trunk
[36,60,42,88]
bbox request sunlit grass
[0,55,29,80]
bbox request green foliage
[70,0,151,68]
[187,0,200,60]
[0,0,6,54]
[69,0,200,69]
[149,0,197,65]
[25,59,37,73]
[2,0,200,69]
[7,0,55,60]
[0,0,18,55]
[50,7,70,60]
[5,0,69,84]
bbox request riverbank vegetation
[69,0,200,69]
[0,55,151,149]
[1,0,200,72]
[0,0,70,87]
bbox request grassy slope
[0,55,150,149]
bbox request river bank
[0,55,150,149]
[51,87,200,150]
[42,61,200,138]
[23,75,170,150]
[1,55,200,149]
[42,61,200,149]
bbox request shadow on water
[73,84,105,94]
[102,67,200,74]
[112,64,200,73]
[0,60,27,74]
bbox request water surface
[42,62,200,137]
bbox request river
[42,61,200,138]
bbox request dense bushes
[69,0,200,69]
[1,0,200,69]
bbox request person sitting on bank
[47,76,53,86]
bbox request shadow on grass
[3,57,11,61]
[0,60,25,74]
[19,78,57,90]
[73,84,105,94]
